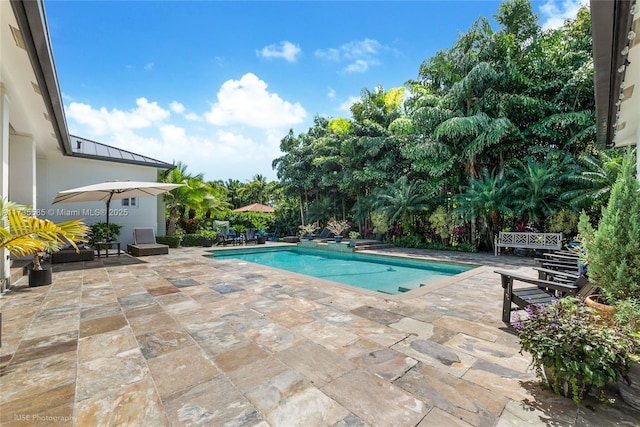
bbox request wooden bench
[495,269,596,325]
[494,232,562,256]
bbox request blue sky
[44,0,587,183]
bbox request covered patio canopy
[231,203,275,213]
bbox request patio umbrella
[52,180,183,231]
[231,203,275,213]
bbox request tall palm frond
[562,149,625,211]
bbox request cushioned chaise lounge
[127,227,169,256]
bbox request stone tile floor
[1,244,639,426]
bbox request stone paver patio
[1,244,639,426]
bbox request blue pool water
[209,247,475,294]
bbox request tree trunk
[470,216,477,247]
[299,194,305,225]
[167,207,178,236]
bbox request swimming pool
[208,247,476,295]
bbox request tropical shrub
[546,209,579,238]
[371,211,389,236]
[429,206,453,245]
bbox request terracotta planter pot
[619,361,640,411]
[585,294,615,322]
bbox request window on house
[122,197,137,207]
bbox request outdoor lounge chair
[244,229,258,245]
[312,227,333,241]
[495,269,596,326]
[127,228,169,256]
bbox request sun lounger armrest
[493,269,578,294]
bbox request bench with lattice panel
[494,232,562,256]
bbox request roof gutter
[10,0,72,155]
[591,0,634,149]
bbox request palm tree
[506,156,569,226]
[562,149,624,214]
[159,162,205,236]
[0,200,88,270]
[453,168,510,248]
[373,176,432,232]
[240,174,269,205]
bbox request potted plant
[251,216,268,244]
[89,222,122,244]
[0,200,88,287]
[513,297,637,405]
[299,223,317,240]
[577,149,640,311]
[327,219,349,242]
[348,231,359,248]
[200,229,217,247]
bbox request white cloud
[339,96,360,113]
[205,73,306,129]
[539,0,588,30]
[63,73,305,181]
[169,101,202,121]
[184,112,202,122]
[66,97,170,135]
[315,39,384,73]
[328,88,336,99]
[144,62,154,71]
[169,101,185,114]
[64,88,289,180]
[257,41,301,63]
[345,59,375,73]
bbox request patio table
[94,241,121,257]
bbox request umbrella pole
[105,191,114,240]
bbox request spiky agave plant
[0,200,89,270]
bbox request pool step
[397,283,426,293]
[353,243,395,252]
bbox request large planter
[585,294,615,322]
[202,238,213,247]
[257,236,266,244]
[619,361,640,411]
[29,268,52,287]
[543,365,584,401]
[335,236,343,243]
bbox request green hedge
[181,234,205,247]
[156,235,180,248]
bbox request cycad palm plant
[0,200,88,271]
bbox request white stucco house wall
[1,0,174,291]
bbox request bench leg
[501,276,514,324]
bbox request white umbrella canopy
[52,180,183,231]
